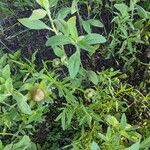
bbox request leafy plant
[18,0,106,78]
[0,0,150,149]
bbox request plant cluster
[0,0,150,150]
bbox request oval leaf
[56,7,71,19]
[89,19,104,28]
[53,46,65,57]
[83,33,106,45]
[88,70,99,85]
[136,4,148,19]
[46,35,72,46]
[29,9,47,20]
[18,18,50,30]
[68,50,81,78]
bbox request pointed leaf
[120,113,127,128]
[89,19,104,28]
[88,70,99,85]
[12,135,31,150]
[2,64,11,79]
[13,92,32,115]
[29,9,47,20]
[57,7,71,19]
[71,0,79,14]
[82,20,92,34]
[90,141,100,150]
[136,4,148,19]
[53,46,65,57]
[114,3,128,16]
[49,0,58,8]
[67,16,78,40]
[36,0,49,10]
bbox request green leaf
[56,7,70,19]
[2,64,11,79]
[71,0,79,14]
[98,133,107,141]
[77,39,98,54]
[54,19,69,35]
[82,19,104,34]
[114,3,128,16]
[53,46,65,57]
[18,18,50,30]
[29,9,47,20]
[49,0,58,8]
[106,127,112,140]
[125,142,140,150]
[89,19,104,28]
[0,54,7,69]
[88,70,99,85]
[68,50,81,78]
[140,137,150,149]
[46,35,72,46]
[120,113,127,128]
[135,4,148,19]
[67,16,78,40]
[13,92,32,115]
[83,33,106,45]
[5,78,13,93]
[82,20,91,34]
[12,135,31,150]
[36,0,49,10]
[121,131,141,142]
[90,141,100,150]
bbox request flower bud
[61,55,68,66]
[84,88,95,100]
[31,88,45,102]
[52,58,61,68]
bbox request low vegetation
[0,0,150,149]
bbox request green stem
[47,10,58,35]
[0,132,18,137]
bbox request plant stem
[47,10,58,35]
[0,132,18,137]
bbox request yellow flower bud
[31,88,45,102]
[84,88,95,100]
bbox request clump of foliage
[0,0,150,150]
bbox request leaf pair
[18,9,50,30]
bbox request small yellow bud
[61,55,68,66]
[31,88,45,102]
[84,88,95,100]
[52,58,61,67]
